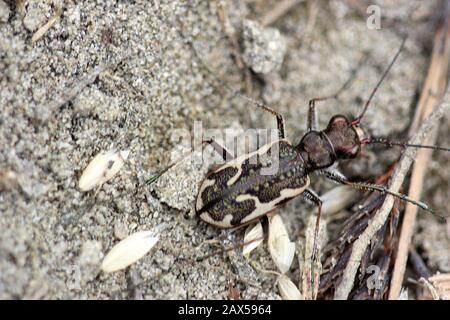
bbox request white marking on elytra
[196,178,216,210]
[215,139,285,186]
[198,179,309,228]
[199,212,234,228]
[237,178,310,224]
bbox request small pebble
[242,19,287,74]
[114,221,128,240]
[0,1,10,23]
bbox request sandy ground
[0,0,449,299]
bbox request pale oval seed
[243,221,264,257]
[268,215,295,274]
[78,149,130,192]
[101,230,159,273]
[278,274,302,300]
[321,185,359,215]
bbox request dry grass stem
[428,273,450,300]
[302,215,326,300]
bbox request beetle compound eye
[329,115,349,129]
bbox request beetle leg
[251,99,285,139]
[234,95,286,139]
[302,188,323,263]
[319,166,348,181]
[307,55,365,131]
[256,103,286,140]
[321,169,442,219]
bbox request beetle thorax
[296,131,336,170]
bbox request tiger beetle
[193,36,450,264]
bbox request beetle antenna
[361,137,450,152]
[352,36,407,126]
[147,141,211,185]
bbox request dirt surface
[0,0,449,299]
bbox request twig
[333,92,450,300]
[294,0,319,47]
[428,273,450,300]
[388,9,450,299]
[419,277,440,300]
[260,0,304,27]
[301,215,326,300]
[342,0,369,14]
[31,0,62,43]
[216,1,253,96]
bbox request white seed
[78,149,130,192]
[101,230,159,273]
[242,221,264,257]
[277,274,302,300]
[321,185,359,215]
[268,214,295,274]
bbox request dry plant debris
[301,215,327,300]
[428,273,450,300]
[321,185,360,216]
[31,0,62,43]
[319,190,400,300]
[1,0,448,300]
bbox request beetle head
[324,115,362,159]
